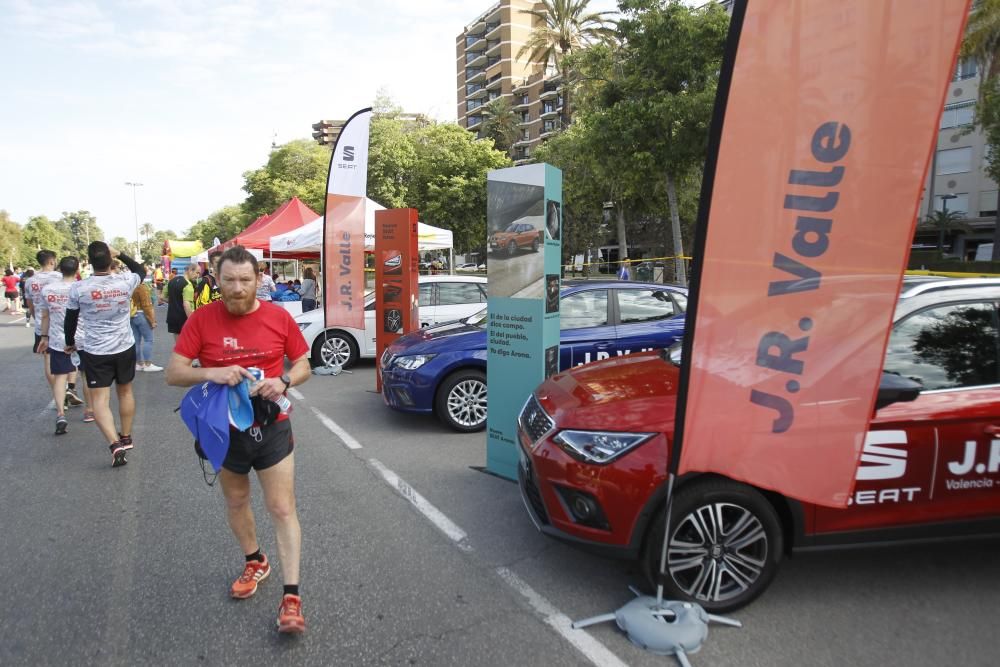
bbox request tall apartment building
[456,0,564,165]
[916,58,998,259]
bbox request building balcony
[539,125,561,139]
[467,115,483,129]
[539,87,559,101]
[485,74,503,91]
[485,39,501,56]
[514,157,532,166]
[539,108,558,119]
[513,95,531,110]
[512,78,531,93]
[485,21,501,39]
[514,136,532,147]
[467,86,488,100]
[466,68,486,83]
[467,51,487,68]
[467,18,486,35]
[519,116,533,126]
[485,3,501,22]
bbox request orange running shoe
[231,556,270,599]
[277,594,305,634]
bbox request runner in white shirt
[25,249,83,409]
[64,242,146,468]
[37,256,93,435]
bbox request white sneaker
[25,321,32,328]
[143,364,164,372]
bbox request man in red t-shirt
[166,246,311,635]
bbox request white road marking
[367,458,472,552]
[38,399,55,418]
[309,406,363,450]
[288,387,304,400]
[496,567,629,667]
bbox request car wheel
[435,369,488,432]
[531,238,539,252]
[642,479,783,613]
[507,241,518,257]
[311,330,359,369]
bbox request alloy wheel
[446,378,488,428]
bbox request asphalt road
[1,310,998,667]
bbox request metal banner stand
[571,474,741,666]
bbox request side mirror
[875,372,921,411]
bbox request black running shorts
[80,345,137,388]
[49,349,76,375]
[197,419,294,475]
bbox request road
[1,312,998,666]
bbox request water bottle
[248,366,291,414]
[70,351,81,368]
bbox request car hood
[535,350,680,434]
[387,320,487,356]
[491,231,518,240]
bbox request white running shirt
[39,280,83,353]
[68,272,142,355]
[25,270,63,336]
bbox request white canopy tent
[269,198,454,255]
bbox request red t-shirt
[174,301,309,419]
[2,275,19,292]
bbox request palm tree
[480,97,521,156]
[961,0,1000,98]
[517,0,615,129]
[140,222,155,241]
[919,209,972,253]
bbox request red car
[517,279,1000,612]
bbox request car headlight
[394,354,436,370]
[552,430,656,464]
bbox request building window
[936,147,972,175]
[520,95,529,105]
[954,58,978,81]
[934,193,969,216]
[979,190,998,217]
[940,101,975,129]
[466,99,483,112]
[522,129,530,141]
[521,112,530,123]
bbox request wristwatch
[279,373,291,390]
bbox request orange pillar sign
[375,208,419,392]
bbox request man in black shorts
[166,245,311,634]
[64,242,146,467]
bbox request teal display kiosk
[485,164,562,480]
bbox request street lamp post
[125,181,144,259]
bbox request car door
[418,282,435,327]
[435,282,488,324]
[559,289,614,369]
[612,287,686,357]
[814,298,1000,533]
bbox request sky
[0,0,620,244]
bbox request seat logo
[856,430,907,480]
[344,146,355,161]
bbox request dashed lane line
[309,406,363,450]
[497,567,630,667]
[288,387,304,401]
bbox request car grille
[518,394,554,444]
[380,349,393,368]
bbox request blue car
[380,280,688,432]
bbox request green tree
[241,139,329,220]
[517,0,616,128]
[0,210,26,269]
[368,116,417,208]
[141,230,178,263]
[109,236,132,253]
[961,0,1000,260]
[407,123,511,253]
[480,97,522,157]
[919,209,972,253]
[22,215,72,257]
[56,211,103,258]
[587,0,729,284]
[187,205,249,248]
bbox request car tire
[507,241,517,257]
[642,479,783,613]
[531,238,539,252]
[435,369,488,432]
[311,329,359,369]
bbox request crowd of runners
[8,242,309,634]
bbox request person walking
[3,269,22,314]
[166,245,311,635]
[166,264,199,341]
[64,242,146,468]
[21,268,34,327]
[130,280,162,372]
[299,268,318,312]
[256,264,275,302]
[37,256,93,434]
[617,259,631,281]
[26,251,83,408]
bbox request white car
[456,263,479,272]
[296,275,488,368]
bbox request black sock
[283,584,299,597]
[245,549,263,563]
[68,382,76,390]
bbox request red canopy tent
[215,197,320,253]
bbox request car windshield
[504,224,519,232]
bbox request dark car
[380,281,688,431]
[516,279,1000,612]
